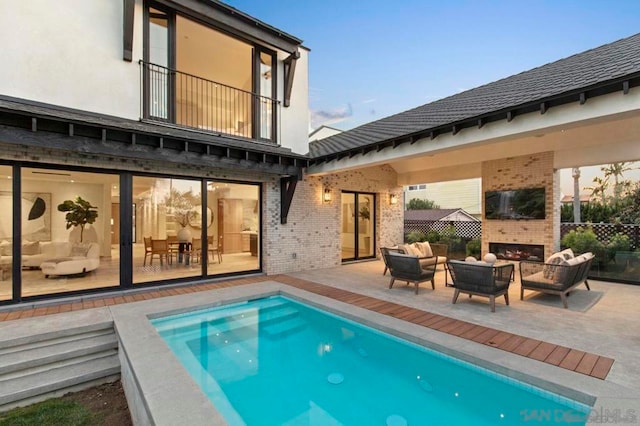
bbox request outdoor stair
[0,321,119,412]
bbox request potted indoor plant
[57,196,99,243]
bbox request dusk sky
[226,0,640,131]
[225,0,640,193]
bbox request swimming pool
[152,295,591,425]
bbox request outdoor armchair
[447,260,513,312]
[386,252,438,294]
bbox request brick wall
[264,164,404,274]
[481,152,558,259]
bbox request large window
[20,168,120,298]
[143,4,277,141]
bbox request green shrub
[425,230,440,242]
[405,230,427,243]
[605,233,632,263]
[466,238,481,257]
[561,226,604,256]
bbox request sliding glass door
[341,192,375,261]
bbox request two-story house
[0,0,310,304]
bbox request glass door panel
[148,8,169,120]
[341,193,356,261]
[341,192,375,261]
[357,194,374,258]
[132,176,202,284]
[0,165,12,301]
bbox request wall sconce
[389,193,398,205]
[323,187,332,203]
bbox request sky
[224,0,640,193]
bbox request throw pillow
[414,241,433,257]
[543,253,565,279]
[0,240,11,256]
[399,244,421,257]
[553,257,581,283]
[71,243,90,257]
[559,248,575,260]
[22,241,40,256]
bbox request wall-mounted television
[485,188,546,220]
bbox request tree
[615,182,640,224]
[601,162,634,204]
[571,167,581,223]
[57,196,99,243]
[585,176,608,204]
[406,198,440,210]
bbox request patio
[1,259,639,421]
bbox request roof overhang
[307,81,640,185]
[0,96,309,177]
[309,73,640,171]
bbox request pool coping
[110,280,640,426]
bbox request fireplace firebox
[489,243,544,262]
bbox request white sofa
[40,243,101,277]
[0,241,75,268]
[0,241,100,277]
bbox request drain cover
[327,373,344,384]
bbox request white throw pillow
[414,241,433,257]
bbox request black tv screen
[485,188,546,220]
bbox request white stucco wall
[278,47,310,155]
[0,1,310,155]
[0,0,143,120]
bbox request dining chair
[143,237,153,266]
[150,238,170,266]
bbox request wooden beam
[430,130,438,140]
[410,135,419,145]
[283,51,300,107]
[579,92,587,105]
[376,144,384,152]
[280,175,298,224]
[623,80,630,95]
[101,129,107,142]
[452,125,459,135]
[477,118,484,129]
[31,118,37,132]
[159,137,164,149]
[506,111,514,122]
[68,123,74,137]
[123,0,135,61]
[131,133,136,145]
[540,102,547,114]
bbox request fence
[560,223,639,250]
[404,220,639,250]
[404,220,482,240]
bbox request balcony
[140,61,278,143]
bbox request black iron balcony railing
[140,61,278,142]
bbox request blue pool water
[152,296,591,425]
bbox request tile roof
[309,33,640,158]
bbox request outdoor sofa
[519,249,594,308]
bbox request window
[143,4,278,141]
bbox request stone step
[0,327,114,357]
[0,350,120,409]
[0,320,113,351]
[0,331,117,376]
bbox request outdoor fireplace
[489,243,544,262]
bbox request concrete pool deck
[1,261,639,424]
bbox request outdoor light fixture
[390,193,398,205]
[323,187,332,203]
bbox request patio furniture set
[381,243,594,312]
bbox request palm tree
[601,162,634,203]
[571,167,581,222]
[585,176,608,204]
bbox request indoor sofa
[40,242,101,277]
